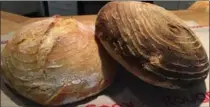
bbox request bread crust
[95,1,209,89]
[1,16,117,105]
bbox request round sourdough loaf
[1,16,117,105]
[95,1,209,89]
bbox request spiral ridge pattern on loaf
[95,1,209,89]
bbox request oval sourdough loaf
[95,1,209,89]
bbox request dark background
[1,1,195,17]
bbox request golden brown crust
[95,1,209,89]
[1,16,117,105]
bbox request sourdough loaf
[95,1,209,89]
[1,16,117,105]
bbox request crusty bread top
[95,1,209,88]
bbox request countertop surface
[1,1,209,35]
